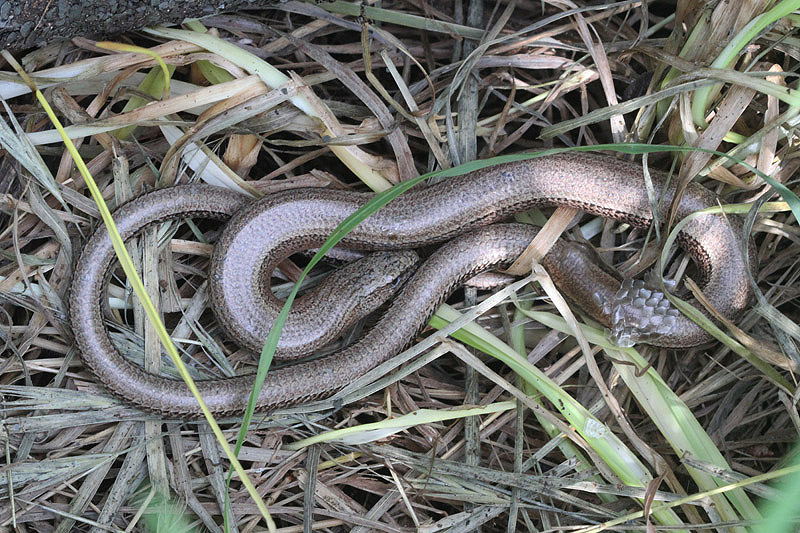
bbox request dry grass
[1,0,799,531]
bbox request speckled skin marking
[70,153,755,417]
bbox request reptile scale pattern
[69,153,755,417]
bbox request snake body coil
[70,153,755,417]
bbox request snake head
[602,278,682,347]
[352,250,420,315]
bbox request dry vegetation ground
[1,0,799,531]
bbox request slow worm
[69,153,755,417]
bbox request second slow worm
[70,152,755,417]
